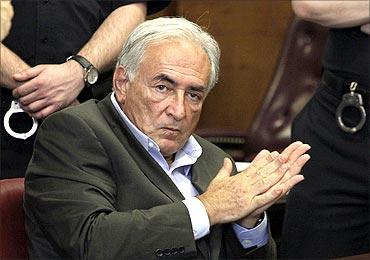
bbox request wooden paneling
[149,0,294,132]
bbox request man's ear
[113,66,129,104]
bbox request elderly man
[25,17,310,259]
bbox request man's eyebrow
[153,74,176,85]
[189,85,207,94]
[153,73,207,92]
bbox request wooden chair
[243,17,328,159]
[196,17,328,162]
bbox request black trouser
[280,72,369,258]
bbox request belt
[321,70,367,134]
[321,70,369,99]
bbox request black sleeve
[147,0,171,15]
[109,0,171,15]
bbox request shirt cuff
[232,212,269,248]
[182,197,210,240]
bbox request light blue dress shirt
[110,93,268,248]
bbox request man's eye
[155,85,168,93]
[187,92,201,102]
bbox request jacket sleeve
[24,112,197,260]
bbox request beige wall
[149,0,294,132]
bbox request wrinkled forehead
[139,39,211,84]
[145,38,208,60]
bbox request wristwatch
[67,55,99,87]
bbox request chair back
[244,17,329,159]
[0,178,27,259]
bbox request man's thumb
[215,157,233,179]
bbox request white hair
[117,17,220,90]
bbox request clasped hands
[11,60,84,119]
[198,141,311,228]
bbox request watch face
[86,67,99,85]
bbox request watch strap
[66,54,99,86]
[67,54,93,71]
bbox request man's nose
[167,93,186,121]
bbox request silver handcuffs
[336,82,366,134]
[3,100,38,139]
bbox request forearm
[292,0,370,28]
[0,43,30,89]
[78,3,147,73]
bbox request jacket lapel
[190,159,212,194]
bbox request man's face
[115,40,211,161]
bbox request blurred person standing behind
[280,1,369,258]
[0,0,169,179]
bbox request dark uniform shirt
[0,0,169,179]
[324,27,369,87]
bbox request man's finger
[247,151,278,174]
[18,90,45,106]
[13,65,44,82]
[31,104,57,119]
[286,144,311,166]
[275,154,310,186]
[253,162,288,195]
[252,149,270,161]
[12,79,39,98]
[252,185,284,209]
[280,141,303,159]
[252,174,305,214]
[258,154,286,178]
[287,154,311,176]
[279,174,305,195]
[21,98,48,114]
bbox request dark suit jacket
[24,94,276,259]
